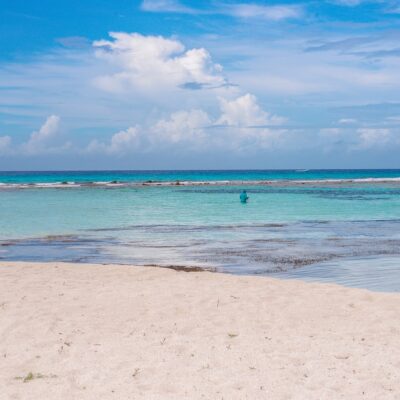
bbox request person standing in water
[240,190,249,203]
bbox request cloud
[339,118,358,124]
[216,94,285,127]
[56,36,91,49]
[27,115,60,143]
[0,136,11,154]
[386,116,400,123]
[304,33,400,61]
[3,27,400,167]
[331,0,365,6]
[87,112,210,155]
[222,4,303,21]
[140,0,196,13]
[87,126,141,154]
[230,32,400,99]
[351,48,400,59]
[305,37,378,53]
[357,128,391,148]
[330,0,399,11]
[22,115,70,154]
[152,109,211,144]
[321,125,396,151]
[86,94,286,154]
[93,32,226,93]
[329,0,384,6]
[214,94,286,150]
[140,1,303,20]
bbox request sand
[0,262,399,400]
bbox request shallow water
[276,257,400,293]
[1,170,400,292]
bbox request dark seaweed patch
[144,264,216,273]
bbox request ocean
[1,169,399,292]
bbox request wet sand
[0,261,399,399]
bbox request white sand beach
[0,261,399,399]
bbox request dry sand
[0,261,399,400]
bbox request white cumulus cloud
[22,115,69,154]
[87,126,141,154]
[93,32,226,93]
[216,94,285,127]
[86,93,286,155]
[151,94,287,150]
[152,109,211,144]
[215,94,286,150]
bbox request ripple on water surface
[1,220,400,292]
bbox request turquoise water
[1,169,400,184]
[1,170,400,292]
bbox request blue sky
[1,0,400,170]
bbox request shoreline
[1,261,399,399]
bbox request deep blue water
[1,169,400,184]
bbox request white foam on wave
[140,177,400,186]
[0,182,81,189]
[0,176,400,189]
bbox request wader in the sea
[240,190,249,203]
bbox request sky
[1,0,400,170]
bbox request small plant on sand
[24,372,35,382]
[14,372,56,383]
